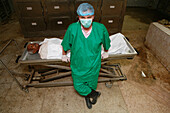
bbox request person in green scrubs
[61,3,111,109]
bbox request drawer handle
[108,20,113,24]
[26,7,32,10]
[57,21,63,24]
[54,6,60,9]
[31,22,37,26]
[110,6,115,9]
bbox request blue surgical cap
[77,3,94,16]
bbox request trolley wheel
[22,85,29,93]
[105,81,113,88]
[23,88,29,93]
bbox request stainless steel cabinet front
[101,16,120,28]
[101,0,124,16]
[16,2,43,17]
[45,0,74,16]
[100,16,121,34]
[47,16,72,30]
[20,17,46,32]
[107,28,119,35]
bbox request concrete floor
[0,8,170,113]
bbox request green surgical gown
[61,22,110,96]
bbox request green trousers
[73,78,98,96]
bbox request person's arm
[102,25,111,51]
[101,25,111,59]
[61,24,73,62]
[61,28,71,62]
[62,47,70,62]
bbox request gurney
[1,34,137,92]
[20,33,137,63]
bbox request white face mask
[80,19,93,28]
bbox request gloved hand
[62,55,70,62]
[101,52,109,59]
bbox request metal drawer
[100,16,120,28]
[20,17,46,32]
[107,28,120,35]
[47,16,72,30]
[101,0,124,16]
[16,2,43,17]
[45,0,74,16]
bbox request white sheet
[104,33,131,54]
[39,38,70,59]
[39,33,130,59]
